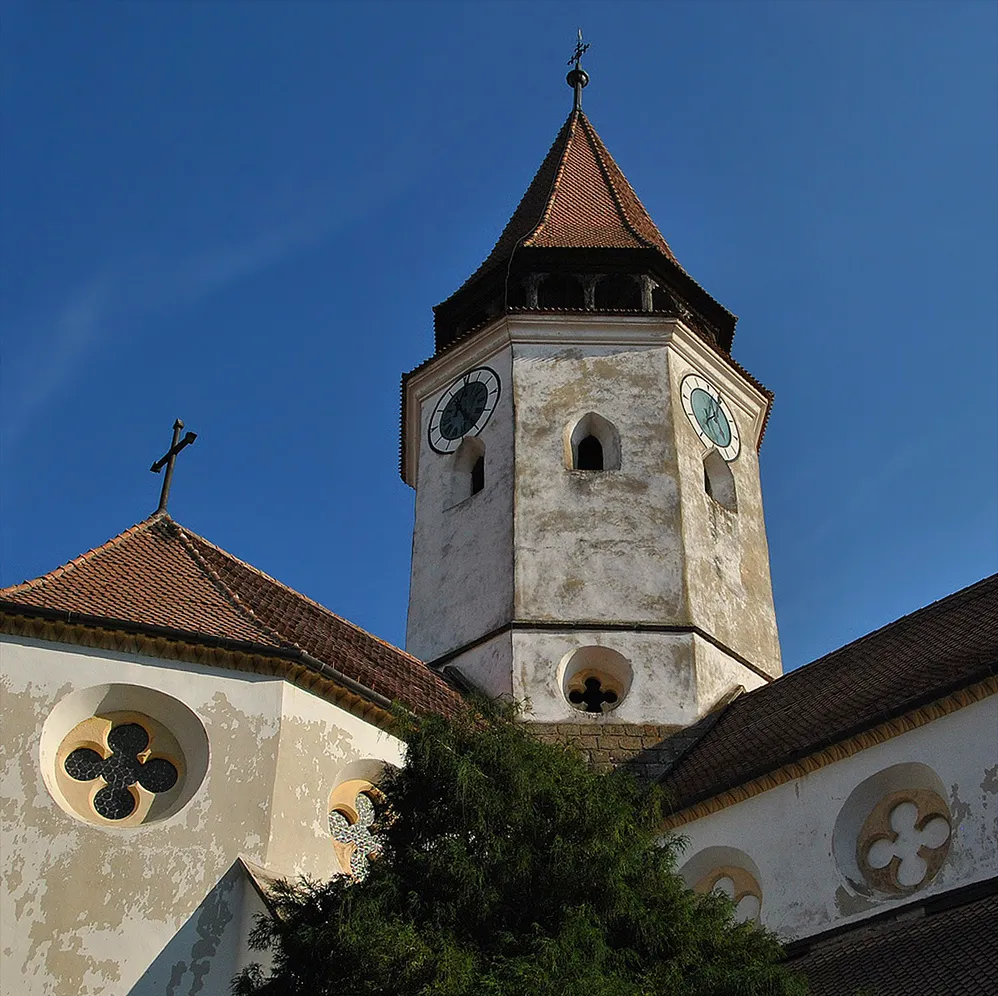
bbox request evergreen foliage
[233,705,809,996]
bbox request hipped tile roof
[0,513,464,719]
[661,574,998,812]
[787,881,998,995]
[443,109,685,303]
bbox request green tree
[233,705,808,996]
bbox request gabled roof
[441,109,685,305]
[0,513,465,719]
[660,574,998,814]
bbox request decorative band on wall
[661,675,998,832]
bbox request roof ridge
[776,573,998,681]
[0,512,167,599]
[526,110,581,247]
[177,522,429,667]
[171,524,295,652]
[577,113,659,252]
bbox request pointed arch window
[576,434,603,471]
[703,449,737,512]
[445,437,486,508]
[567,413,620,471]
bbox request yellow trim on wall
[662,675,998,831]
[1,611,396,732]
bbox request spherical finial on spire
[566,29,590,111]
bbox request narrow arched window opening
[471,455,485,494]
[703,449,737,512]
[446,437,487,508]
[577,435,603,471]
[567,413,620,472]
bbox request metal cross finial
[568,28,590,70]
[565,29,591,111]
[150,418,198,513]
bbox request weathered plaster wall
[407,345,515,664]
[512,338,684,624]
[1,636,402,995]
[511,629,763,725]
[674,695,998,941]
[668,340,781,677]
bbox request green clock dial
[690,388,732,448]
[680,373,741,461]
[428,367,502,453]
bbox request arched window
[566,413,621,471]
[471,454,485,495]
[576,435,603,471]
[537,273,585,309]
[703,449,737,512]
[446,437,486,508]
[594,273,641,311]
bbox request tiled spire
[461,109,684,290]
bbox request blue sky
[2,0,996,672]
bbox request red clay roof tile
[444,109,684,303]
[1,513,465,719]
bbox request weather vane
[566,29,591,111]
[150,418,198,513]
[568,28,590,70]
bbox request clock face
[428,367,501,454]
[680,374,741,461]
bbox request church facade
[2,70,996,995]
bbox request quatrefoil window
[694,866,763,925]
[55,711,185,827]
[857,789,952,894]
[65,723,178,820]
[328,781,383,880]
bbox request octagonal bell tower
[401,67,781,736]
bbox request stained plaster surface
[512,629,765,725]
[667,347,781,676]
[673,695,998,941]
[1,636,402,995]
[407,345,515,664]
[406,316,779,720]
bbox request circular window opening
[560,647,632,714]
[329,775,387,880]
[41,684,208,828]
[832,763,952,898]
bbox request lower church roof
[786,877,998,996]
[660,574,998,813]
[0,512,465,719]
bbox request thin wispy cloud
[1,222,323,452]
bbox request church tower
[402,62,781,731]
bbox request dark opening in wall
[594,274,641,310]
[576,435,604,471]
[471,455,485,495]
[537,273,585,309]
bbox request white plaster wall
[511,629,763,725]
[668,344,781,677]
[442,630,514,701]
[407,345,515,663]
[1,636,402,995]
[673,696,998,941]
[511,336,685,625]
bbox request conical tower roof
[473,108,683,273]
[432,104,737,356]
